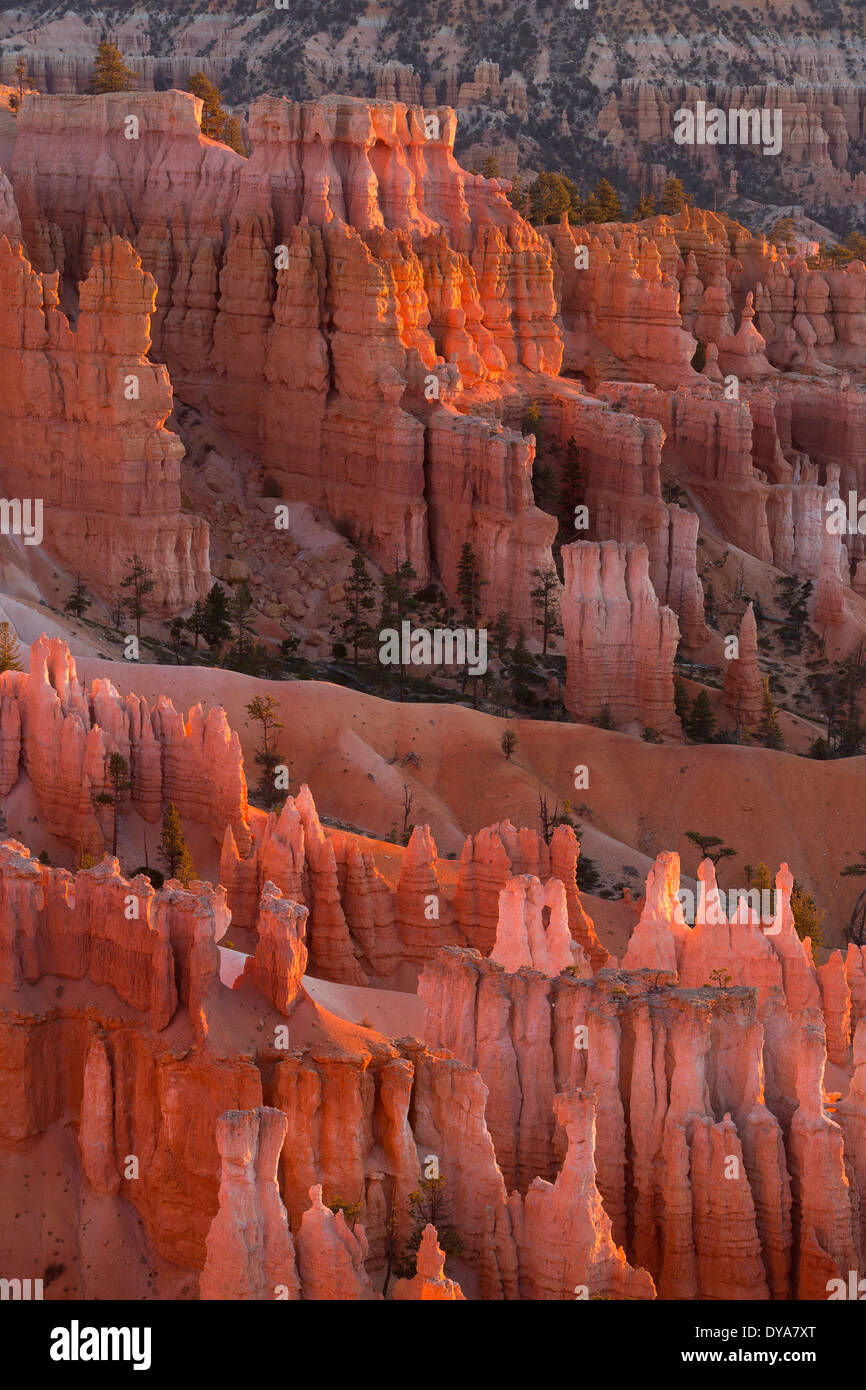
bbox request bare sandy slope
[74,659,864,949]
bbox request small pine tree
[202,582,232,649]
[90,41,136,94]
[632,192,655,219]
[593,177,622,221]
[759,677,784,750]
[379,555,419,701]
[221,115,246,155]
[95,752,130,857]
[501,729,517,760]
[0,625,22,678]
[659,176,686,215]
[688,689,716,742]
[0,622,22,673]
[674,675,690,725]
[228,581,255,661]
[188,71,227,139]
[456,542,486,624]
[120,554,156,639]
[791,881,824,952]
[508,626,535,708]
[247,694,284,810]
[685,831,736,871]
[520,402,542,449]
[492,610,510,662]
[530,567,562,655]
[341,554,377,664]
[185,599,208,651]
[159,802,195,885]
[64,575,91,619]
[559,437,584,532]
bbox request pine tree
[688,689,716,742]
[508,626,535,708]
[341,553,377,664]
[559,436,584,532]
[379,555,418,700]
[247,694,284,810]
[759,677,784,749]
[0,622,22,673]
[530,568,562,655]
[159,802,195,884]
[685,831,736,871]
[492,610,510,662]
[520,401,542,449]
[593,177,622,221]
[90,41,136,94]
[228,581,254,660]
[791,881,824,952]
[659,177,686,215]
[202,582,231,650]
[185,599,208,651]
[632,193,655,219]
[95,752,130,857]
[188,71,228,140]
[674,675,690,725]
[221,115,246,155]
[506,174,528,218]
[456,542,486,623]
[64,574,91,619]
[9,56,36,109]
[480,153,501,178]
[501,729,517,760]
[120,554,156,638]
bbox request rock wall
[0,233,209,608]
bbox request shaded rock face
[421,847,866,1300]
[0,233,209,609]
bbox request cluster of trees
[807,231,866,270]
[86,43,244,152]
[807,646,866,759]
[334,543,561,712]
[67,558,285,678]
[674,675,783,750]
[505,168,688,227]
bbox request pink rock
[508,1091,655,1300]
[200,1107,300,1301]
[561,540,680,733]
[490,874,582,977]
[391,1224,466,1300]
[0,234,209,609]
[296,1184,378,1300]
[78,1035,120,1196]
[723,602,765,728]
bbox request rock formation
[200,1108,300,1301]
[723,602,765,728]
[561,541,680,734]
[390,1225,466,1300]
[0,233,209,608]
